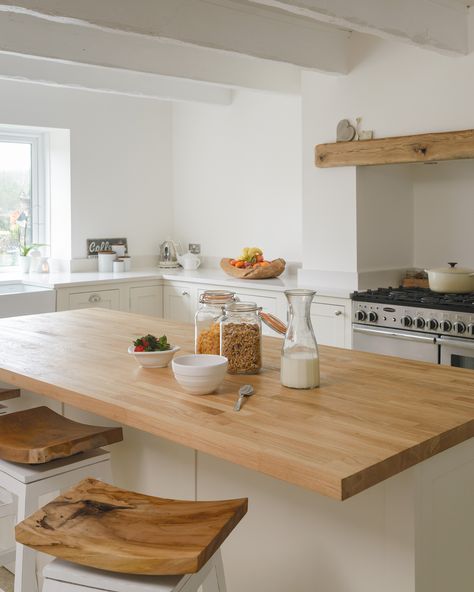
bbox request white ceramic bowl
[128,345,180,368]
[172,355,228,395]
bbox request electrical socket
[189,243,201,255]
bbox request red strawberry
[134,345,145,352]
[142,341,149,348]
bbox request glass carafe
[280,289,319,389]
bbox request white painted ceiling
[0,0,471,100]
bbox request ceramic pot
[19,255,31,273]
[426,262,474,293]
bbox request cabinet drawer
[69,289,120,311]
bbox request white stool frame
[42,550,227,592]
[0,449,113,592]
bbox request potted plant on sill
[16,218,48,273]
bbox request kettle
[177,251,201,271]
[158,240,181,268]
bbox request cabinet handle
[89,294,101,303]
[181,291,189,296]
[334,310,342,316]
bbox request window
[0,132,47,267]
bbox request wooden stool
[0,406,123,592]
[16,478,248,592]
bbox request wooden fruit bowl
[220,258,286,280]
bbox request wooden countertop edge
[3,364,474,501]
[341,421,474,499]
[0,367,345,500]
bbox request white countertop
[0,267,351,298]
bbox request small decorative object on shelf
[336,118,356,142]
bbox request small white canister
[120,256,132,271]
[113,260,125,273]
[98,251,116,272]
[111,244,126,258]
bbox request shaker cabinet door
[163,285,197,324]
[311,302,346,348]
[130,285,163,317]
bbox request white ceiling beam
[243,0,469,55]
[0,10,305,95]
[0,52,233,105]
[0,1,350,73]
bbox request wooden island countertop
[1,308,474,501]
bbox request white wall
[302,32,474,288]
[172,90,302,262]
[357,165,414,272]
[0,78,173,259]
[413,161,474,269]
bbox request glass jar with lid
[220,302,262,374]
[195,290,236,355]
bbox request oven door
[353,324,439,363]
[439,336,474,370]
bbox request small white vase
[19,255,31,273]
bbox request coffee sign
[87,238,128,257]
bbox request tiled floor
[0,567,13,592]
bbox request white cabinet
[129,285,163,317]
[56,280,163,315]
[163,284,197,323]
[68,288,121,311]
[311,296,351,348]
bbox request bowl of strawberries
[220,247,286,280]
[128,334,180,368]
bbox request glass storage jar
[195,290,236,355]
[220,302,262,374]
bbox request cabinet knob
[334,310,342,316]
[89,294,101,303]
[181,291,190,296]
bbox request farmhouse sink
[0,283,55,317]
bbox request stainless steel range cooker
[351,287,474,369]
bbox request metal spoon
[233,384,254,412]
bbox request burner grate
[351,286,474,312]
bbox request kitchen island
[1,308,474,591]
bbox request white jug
[177,252,201,271]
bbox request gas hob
[351,287,474,338]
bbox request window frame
[0,129,49,257]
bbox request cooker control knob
[414,317,425,329]
[368,311,378,323]
[467,323,474,336]
[401,316,413,328]
[427,319,438,331]
[453,321,466,335]
[440,320,452,332]
[355,310,367,322]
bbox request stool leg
[14,486,40,592]
[198,551,227,592]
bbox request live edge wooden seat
[16,479,247,590]
[17,478,248,576]
[0,406,123,464]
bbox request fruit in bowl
[229,247,271,269]
[128,334,180,368]
[221,247,285,280]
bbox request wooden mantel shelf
[315,128,474,168]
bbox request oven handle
[438,336,474,351]
[353,325,437,344]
